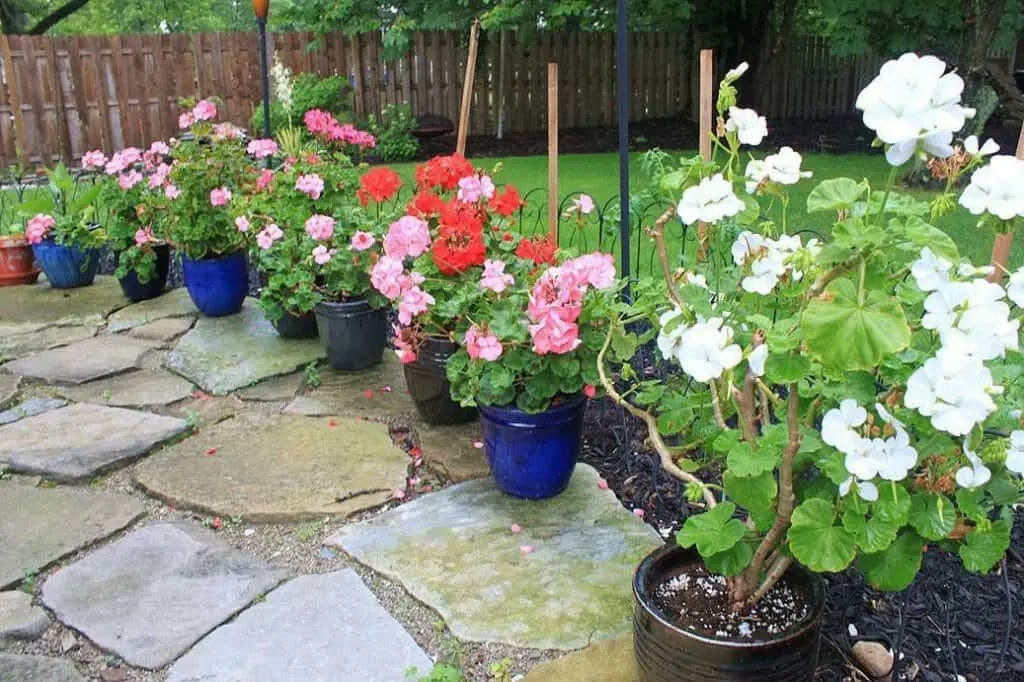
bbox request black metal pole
[257,17,272,168]
[615,0,631,299]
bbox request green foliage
[406,664,464,682]
[788,499,857,573]
[16,164,104,249]
[368,104,420,163]
[251,73,353,135]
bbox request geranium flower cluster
[656,310,744,383]
[303,109,376,150]
[731,231,820,294]
[526,254,616,355]
[823,400,918,499]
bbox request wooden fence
[0,30,894,167]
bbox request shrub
[251,71,353,135]
[368,104,419,162]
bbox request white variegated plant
[601,54,1024,609]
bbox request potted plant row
[594,56,1024,680]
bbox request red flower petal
[362,389,374,399]
[205,448,217,456]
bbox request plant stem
[857,256,867,307]
[710,379,729,430]
[597,324,717,508]
[731,375,759,443]
[876,166,899,224]
[750,555,794,604]
[648,206,685,310]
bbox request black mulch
[579,399,1024,681]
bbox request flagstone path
[0,278,644,681]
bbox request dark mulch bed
[416,114,1023,161]
[580,399,1024,682]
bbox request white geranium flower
[748,344,768,377]
[957,263,996,278]
[744,159,768,194]
[656,307,688,362]
[839,476,879,502]
[955,442,992,489]
[1006,266,1024,307]
[677,174,744,226]
[855,53,972,167]
[921,281,968,331]
[724,62,749,82]
[875,403,905,430]
[732,232,815,295]
[874,429,919,481]
[731,231,768,265]
[911,247,952,292]
[959,155,1024,220]
[685,272,708,289]
[904,355,999,436]
[676,317,743,382]
[763,147,812,185]
[948,279,1019,360]
[823,399,868,453]
[1006,431,1024,475]
[845,439,881,480]
[742,252,787,294]
[963,135,999,158]
[726,107,768,146]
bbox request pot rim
[478,392,586,418]
[0,234,30,247]
[181,249,246,264]
[633,543,826,650]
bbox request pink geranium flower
[234,216,251,233]
[529,312,581,355]
[246,138,278,159]
[192,99,217,121]
[397,286,435,325]
[178,111,194,129]
[371,256,405,299]
[569,193,596,215]
[350,231,376,251]
[118,170,143,190]
[312,245,336,265]
[81,150,107,171]
[134,227,155,246]
[456,174,496,203]
[104,147,141,175]
[465,324,503,361]
[383,215,431,260]
[147,163,171,189]
[304,214,335,240]
[256,223,283,249]
[164,184,180,199]
[25,214,55,244]
[563,252,616,290]
[148,140,170,156]
[256,169,274,192]
[295,173,325,200]
[212,123,243,140]
[480,259,514,293]
[209,187,232,207]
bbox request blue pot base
[182,251,248,317]
[32,240,99,289]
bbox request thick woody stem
[598,325,718,509]
[710,379,729,430]
[648,206,685,310]
[749,555,794,604]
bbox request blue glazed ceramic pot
[32,238,99,289]
[478,393,586,499]
[181,250,248,317]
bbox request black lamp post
[616,0,631,297]
[254,0,272,166]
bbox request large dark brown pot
[403,336,477,425]
[633,544,825,682]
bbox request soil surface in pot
[650,563,812,641]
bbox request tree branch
[27,0,93,35]
[598,323,717,509]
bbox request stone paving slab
[41,522,289,670]
[281,395,334,416]
[0,591,49,640]
[0,483,145,589]
[236,371,305,401]
[416,420,489,482]
[0,654,85,682]
[306,353,416,419]
[134,414,409,522]
[0,324,100,362]
[3,336,156,385]
[524,635,636,682]
[54,370,193,408]
[0,403,188,482]
[127,315,197,342]
[0,276,125,327]
[327,464,662,650]
[164,300,324,395]
[0,374,19,408]
[105,287,196,332]
[0,398,66,425]
[166,570,432,682]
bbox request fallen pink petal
[510,523,522,534]
[473,441,484,449]
[519,545,534,554]
[392,488,406,500]
[597,478,609,489]
[633,508,645,518]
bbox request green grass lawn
[393,151,1024,275]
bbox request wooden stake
[697,48,714,261]
[456,19,481,157]
[987,123,1024,282]
[548,62,559,242]
[497,31,507,140]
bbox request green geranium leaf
[908,493,956,541]
[802,278,910,372]
[610,329,638,361]
[788,498,857,572]
[874,484,911,526]
[900,216,959,262]
[676,501,747,557]
[955,488,990,525]
[959,520,1011,573]
[765,354,811,383]
[842,507,900,553]
[858,532,924,591]
[727,442,779,478]
[806,178,868,214]
[724,471,777,515]
[703,540,754,577]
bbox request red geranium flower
[516,235,558,265]
[358,167,403,206]
[415,154,474,191]
[407,190,447,217]
[431,222,486,275]
[489,185,525,217]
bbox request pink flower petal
[392,488,406,500]
[473,440,484,449]
[519,544,534,554]
[633,508,645,518]
[597,478,609,490]
[510,524,522,534]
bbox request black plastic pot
[403,336,478,425]
[314,298,387,371]
[633,545,825,682]
[117,244,170,302]
[272,310,319,339]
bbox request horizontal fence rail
[0,30,939,167]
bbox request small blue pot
[32,239,99,289]
[479,394,587,499]
[181,250,248,317]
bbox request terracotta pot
[0,235,40,287]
